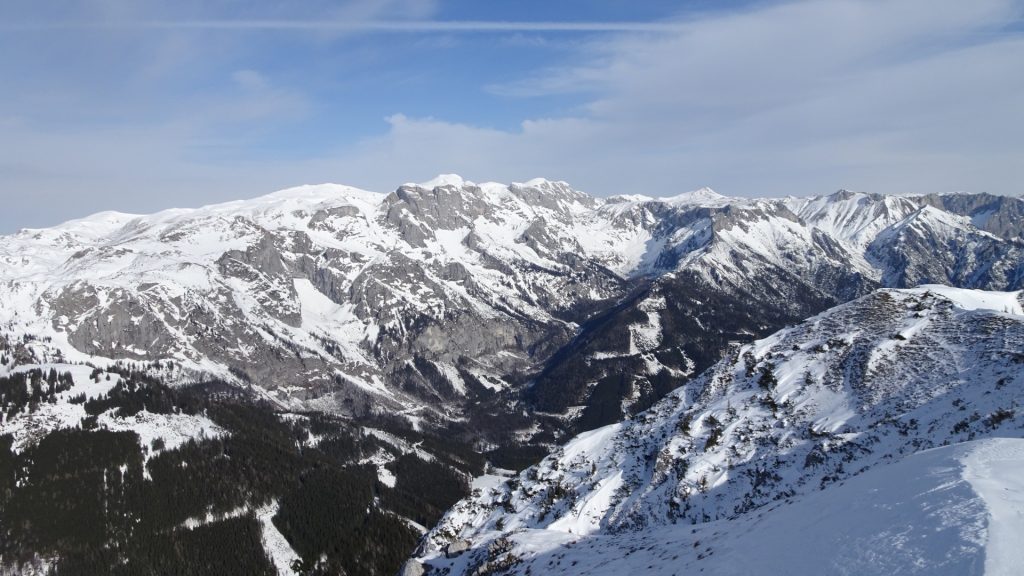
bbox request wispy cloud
[318,0,1024,197]
[1,19,689,33]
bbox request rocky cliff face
[919,191,1024,241]
[1,178,1021,443]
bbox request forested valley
[0,368,492,576]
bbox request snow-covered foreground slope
[411,286,1024,575]
[418,438,1024,576]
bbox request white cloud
[326,0,1024,197]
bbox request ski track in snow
[258,501,302,575]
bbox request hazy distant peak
[411,173,469,189]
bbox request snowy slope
[412,286,1024,574]
[787,189,922,249]
[416,438,1023,576]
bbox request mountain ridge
[2,177,1022,446]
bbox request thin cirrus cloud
[1,19,691,33]
[0,0,1022,234]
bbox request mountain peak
[661,186,727,205]
[413,174,469,189]
[517,177,569,189]
[18,209,132,230]
[604,186,729,207]
[827,188,867,202]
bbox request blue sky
[1,0,1022,232]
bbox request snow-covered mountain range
[2,177,1023,575]
[2,178,1022,444]
[411,285,1024,575]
